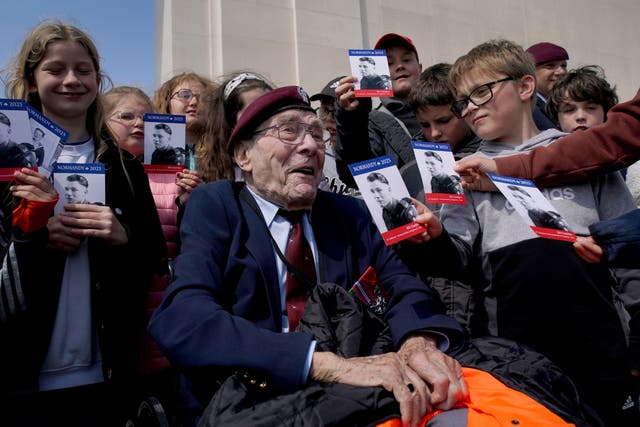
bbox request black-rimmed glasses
[171,88,202,103]
[253,121,325,148]
[450,77,514,118]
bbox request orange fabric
[12,197,58,233]
[375,367,575,427]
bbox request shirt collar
[245,186,314,225]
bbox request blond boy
[410,40,640,425]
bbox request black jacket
[335,97,421,188]
[0,141,166,393]
[198,283,596,427]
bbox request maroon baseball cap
[526,42,569,66]
[374,33,419,62]
[227,86,315,153]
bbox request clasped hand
[311,335,467,427]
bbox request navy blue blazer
[149,180,462,396]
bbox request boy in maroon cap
[334,33,423,187]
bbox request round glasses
[171,88,203,103]
[253,121,325,148]
[450,77,514,118]
[110,110,145,126]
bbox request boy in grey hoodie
[408,39,640,426]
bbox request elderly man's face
[236,110,325,210]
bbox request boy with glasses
[408,39,640,425]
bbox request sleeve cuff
[301,340,317,384]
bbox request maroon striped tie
[279,210,316,331]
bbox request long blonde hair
[5,21,113,160]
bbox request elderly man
[149,86,466,425]
[526,42,569,130]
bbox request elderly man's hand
[398,335,467,410]
[454,157,499,191]
[311,342,467,426]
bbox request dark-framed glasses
[253,121,325,148]
[110,110,145,125]
[171,88,202,102]
[450,77,514,118]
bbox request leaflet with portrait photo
[53,163,106,215]
[412,141,465,205]
[26,103,68,177]
[489,173,576,242]
[143,113,186,173]
[349,155,424,246]
[348,49,393,98]
[0,99,36,180]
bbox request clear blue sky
[0,0,154,97]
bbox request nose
[462,102,478,118]
[133,115,144,126]
[63,70,81,86]
[188,95,199,106]
[430,127,442,141]
[297,131,320,153]
[575,108,586,121]
[553,65,567,76]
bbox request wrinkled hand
[573,236,603,263]
[454,157,498,192]
[47,204,128,252]
[335,76,360,111]
[398,335,468,411]
[11,168,58,202]
[311,351,432,427]
[405,198,443,244]
[176,169,203,206]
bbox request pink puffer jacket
[140,172,180,374]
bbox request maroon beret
[227,86,315,153]
[526,42,569,66]
[374,33,419,62]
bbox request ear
[519,75,536,102]
[234,141,253,173]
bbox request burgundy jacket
[496,89,640,187]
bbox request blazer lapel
[239,186,283,331]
